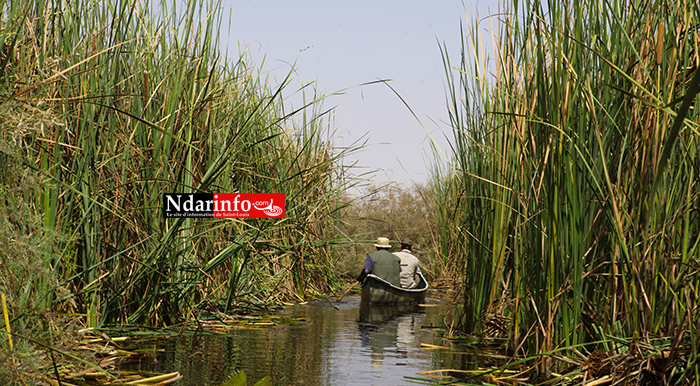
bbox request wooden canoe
[360,271,429,305]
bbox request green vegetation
[436,0,700,383]
[1,0,356,382]
[219,371,271,386]
[4,0,699,384]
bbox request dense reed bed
[0,0,354,334]
[437,0,699,383]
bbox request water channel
[120,295,469,385]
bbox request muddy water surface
[120,296,466,385]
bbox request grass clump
[0,101,72,384]
[435,0,700,384]
[1,0,354,341]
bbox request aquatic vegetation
[219,370,271,386]
[0,0,355,330]
[436,0,700,383]
[0,0,358,382]
[23,327,290,385]
[187,313,308,331]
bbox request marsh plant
[438,0,700,383]
[0,0,355,337]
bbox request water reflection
[119,296,454,385]
[358,302,423,359]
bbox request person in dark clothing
[356,237,402,287]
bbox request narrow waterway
[120,295,466,385]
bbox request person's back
[356,237,402,287]
[368,249,401,287]
[394,238,420,289]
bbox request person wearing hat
[394,238,421,289]
[356,237,401,287]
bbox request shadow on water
[119,296,466,385]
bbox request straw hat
[374,237,392,248]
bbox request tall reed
[438,0,700,381]
[0,0,354,328]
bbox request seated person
[393,238,420,289]
[356,237,401,287]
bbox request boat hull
[361,272,428,305]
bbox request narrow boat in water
[361,271,429,304]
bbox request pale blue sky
[220,1,500,185]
